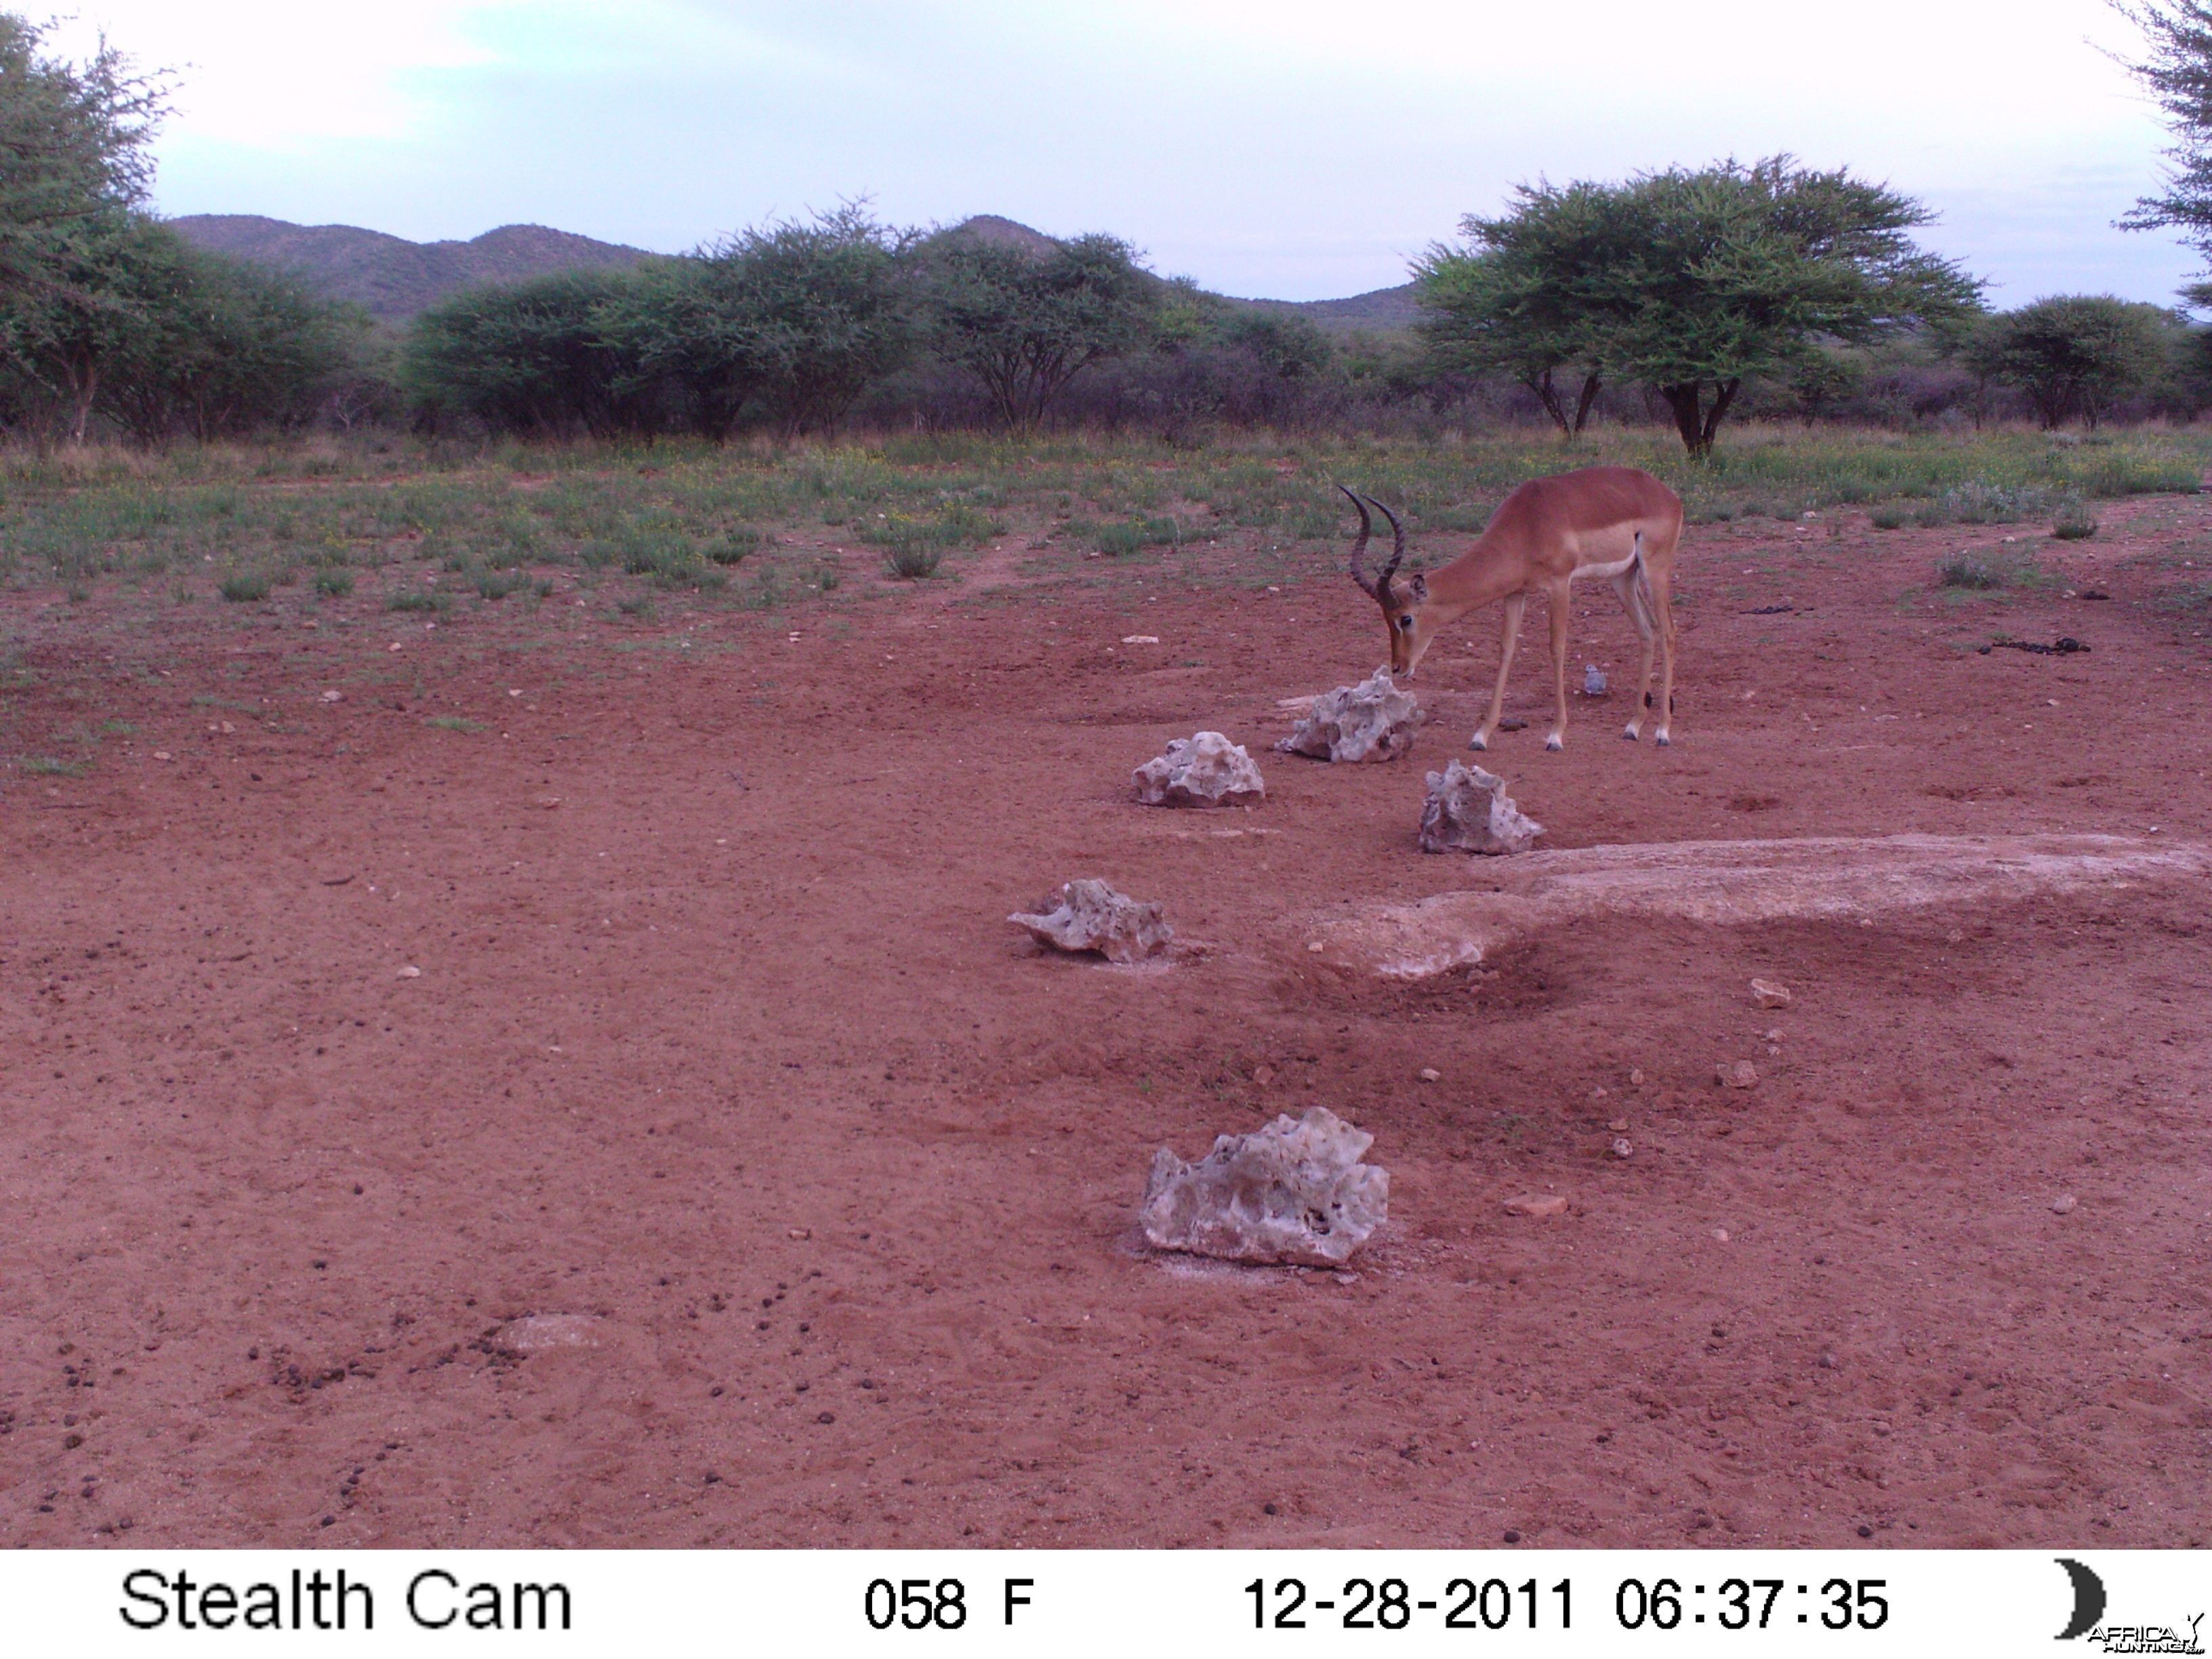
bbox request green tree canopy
[577,207,916,441]
[1960,295,2180,428]
[406,270,655,438]
[926,232,1158,427]
[2115,2,2212,267]
[1418,157,1983,455]
[0,14,166,304]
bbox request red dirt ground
[5,495,2211,1551]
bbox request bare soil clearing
[5,496,2210,1550]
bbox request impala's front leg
[1470,592,1526,751]
[1543,581,1572,751]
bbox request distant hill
[1231,283,1426,335]
[171,211,1426,333]
[168,216,654,323]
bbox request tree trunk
[1660,377,1742,457]
[1525,368,1572,435]
[1571,372,1602,434]
[1660,383,1707,455]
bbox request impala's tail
[1626,531,1658,636]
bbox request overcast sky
[47,1,2207,306]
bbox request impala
[1343,466,1685,750]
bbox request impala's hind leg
[1543,581,1573,751]
[1645,559,1678,745]
[1470,592,1526,750]
[1614,559,1658,741]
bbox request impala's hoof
[1621,727,1640,742]
[1655,731,1672,747]
[1544,735,1563,752]
[1468,732,1488,752]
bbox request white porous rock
[1140,1107,1389,1267]
[1009,878,1171,964]
[1418,760,1544,855]
[1132,731,1265,807]
[1276,670,1423,762]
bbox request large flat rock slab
[1306,834,2212,980]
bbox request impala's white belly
[1569,548,1640,581]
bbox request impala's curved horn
[1340,485,1379,598]
[1362,493,1406,606]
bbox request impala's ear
[1410,573,1429,603]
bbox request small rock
[1418,760,1543,855]
[1629,1068,1645,1086]
[1131,731,1265,807]
[320,690,343,703]
[495,1313,606,1351]
[152,751,172,762]
[1252,1064,1275,1086]
[1277,670,1423,762]
[395,965,422,980]
[1418,1067,1441,1083]
[1819,1351,1839,1369]
[1140,1107,1389,1267]
[1717,1061,1759,1089]
[2051,1194,2078,1215]
[1712,1227,1730,1243]
[535,796,561,808]
[1010,879,1171,964]
[1503,1193,1568,1218]
[1582,664,1607,697]
[1611,1137,1633,1159]
[1607,1118,1629,1133]
[1120,634,1161,645]
[388,642,403,653]
[1750,978,1793,1009]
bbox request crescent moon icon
[2055,1558,2106,1641]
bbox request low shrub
[220,573,271,602]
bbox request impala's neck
[1419,530,1531,623]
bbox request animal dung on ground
[1008,878,1171,964]
[1419,760,1544,855]
[1131,731,1265,808]
[1140,1107,1389,1267]
[1276,670,1423,762]
[1750,977,1793,1009]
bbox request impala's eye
[1396,615,1414,630]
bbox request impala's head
[1343,486,1432,676]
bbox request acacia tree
[1420,158,1982,456]
[926,233,1158,427]
[2115,1,2212,276]
[1961,295,2179,428]
[1414,180,1616,436]
[0,14,166,304]
[407,270,656,438]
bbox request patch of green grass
[617,595,655,618]
[2052,511,2100,540]
[387,590,451,614]
[314,569,354,597]
[1937,556,2003,590]
[1869,506,1908,530]
[1094,515,1187,556]
[473,569,528,600]
[427,715,485,734]
[219,572,271,602]
[705,528,760,566]
[882,543,943,579]
[23,754,85,775]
